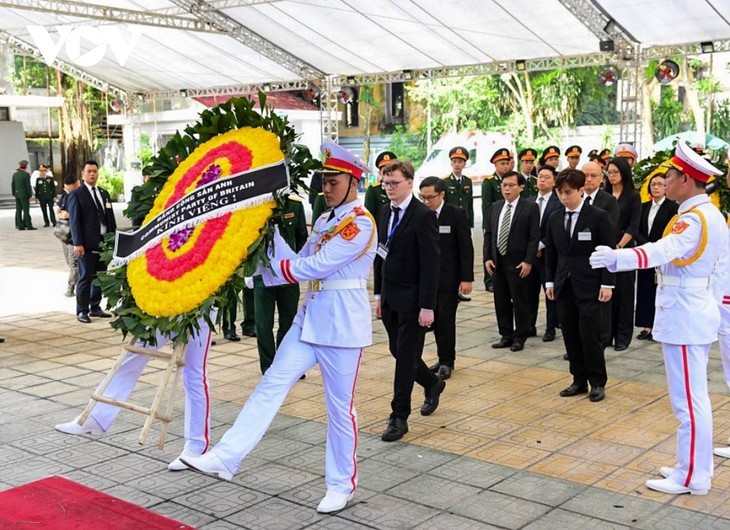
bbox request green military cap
[587,149,598,158]
[565,145,582,157]
[18,160,28,167]
[490,148,510,164]
[449,146,469,161]
[518,148,537,161]
[598,148,612,161]
[375,151,397,168]
[542,146,560,159]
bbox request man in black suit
[375,161,444,442]
[484,171,540,352]
[528,165,561,342]
[68,160,117,323]
[545,169,616,403]
[419,177,474,380]
[582,161,619,348]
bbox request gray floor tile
[150,500,217,528]
[491,471,586,506]
[238,462,322,496]
[224,497,324,530]
[560,489,663,527]
[356,458,421,492]
[339,492,440,530]
[522,508,630,529]
[638,505,730,530]
[102,483,166,508]
[449,490,552,529]
[81,453,163,483]
[369,443,459,473]
[177,481,268,518]
[428,456,516,489]
[387,474,482,510]
[413,513,502,529]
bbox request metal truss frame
[158,0,283,14]
[167,0,323,80]
[0,29,128,99]
[0,0,222,32]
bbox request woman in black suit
[634,173,678,340]
[604,157,641,351]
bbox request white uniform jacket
[611,194,728,345]
[260,198,377,348]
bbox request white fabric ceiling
[0,0,729,93]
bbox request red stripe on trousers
[682,344,696,488]
[201,329,212,453]
[348,348,363,492]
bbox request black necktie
[92,187,107,226]
[585,195,592,206]
[391,206,400,227]
[565,211,574,237]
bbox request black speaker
[600,40,615,52]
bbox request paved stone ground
[3,201,730,529]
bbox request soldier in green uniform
[564,145,582,170]
[34,164,57,227]
[364,151,395,219]
[254,195,309,374]
[540,145,561,169]
[481,148,511,291]
[443,146,474,227]
[11,160,35,230]
[518,148,538,198]
[222,288,256,341]
[312,189,327,223]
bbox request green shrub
[97,167,125,201]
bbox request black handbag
[53,219,72,245]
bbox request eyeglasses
[650,182,666,188]
[382,180,407,189]
[419,194,440,201]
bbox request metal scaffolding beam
[0,0,223,33]
[158,0,283,15]
[167,0,323,80]
[0,29,128,99]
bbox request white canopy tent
[0,0,729,147]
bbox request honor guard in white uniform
[54,319,215,470]
[590,141,728,495]
[182,142,377,514]
[713,172,730,459]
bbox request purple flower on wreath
[168,164,222,251]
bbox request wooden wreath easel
[77,334,189,449]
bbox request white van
[415,131,517,197]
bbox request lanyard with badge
[376,210,401,259]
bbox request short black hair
[555,169,586,191]
[63,174,77,185]
[537,165,557,177]
[501,171,525,186]
[83,160,99,169]
[419,176,446,193]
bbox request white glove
[589,245,617,270]
[244,276,254,289]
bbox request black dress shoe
[491,338,513,349]
[89,310,112,318]
[421,378,446,416]
[486,285,494,293]
[562,353,569,361]
[77,313,91,324]
[614,344,628,352]
[589,386,605,402]
[542,330,555,342]
[637,330,652,340]
[528,328,537,338]
[224,332,241,342]
[437,365,452,380]
[428,361,441,373]
[457,293,471,302]
[510,342,524,352]
[381,417,408,442]
[43,223,50,227]
[242,329,257,338]
[559,384,588,397]
[0,337,5,343]
[27,226,37,230]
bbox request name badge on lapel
[578,230,592,241]
[376,243,389,259]
[439,225,451,234]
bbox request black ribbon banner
[112,161,289,264]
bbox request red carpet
[0,476,194,529]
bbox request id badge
[578,230,592,241]
[439,225,451,234]
[376,243,389,259]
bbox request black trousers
[557,279,608,388]
[433,289,459,367]
[493,254,531,342]
[611,270,636,347]
[528,257,557,333]
[76,249,104,315]
[39,199,56,226]
[382,302,439,420]
[635,268,657,328]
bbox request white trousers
[663,343,713,490]
[88,323,213,454]
[212,324,363,494]
[719,302,730,388]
